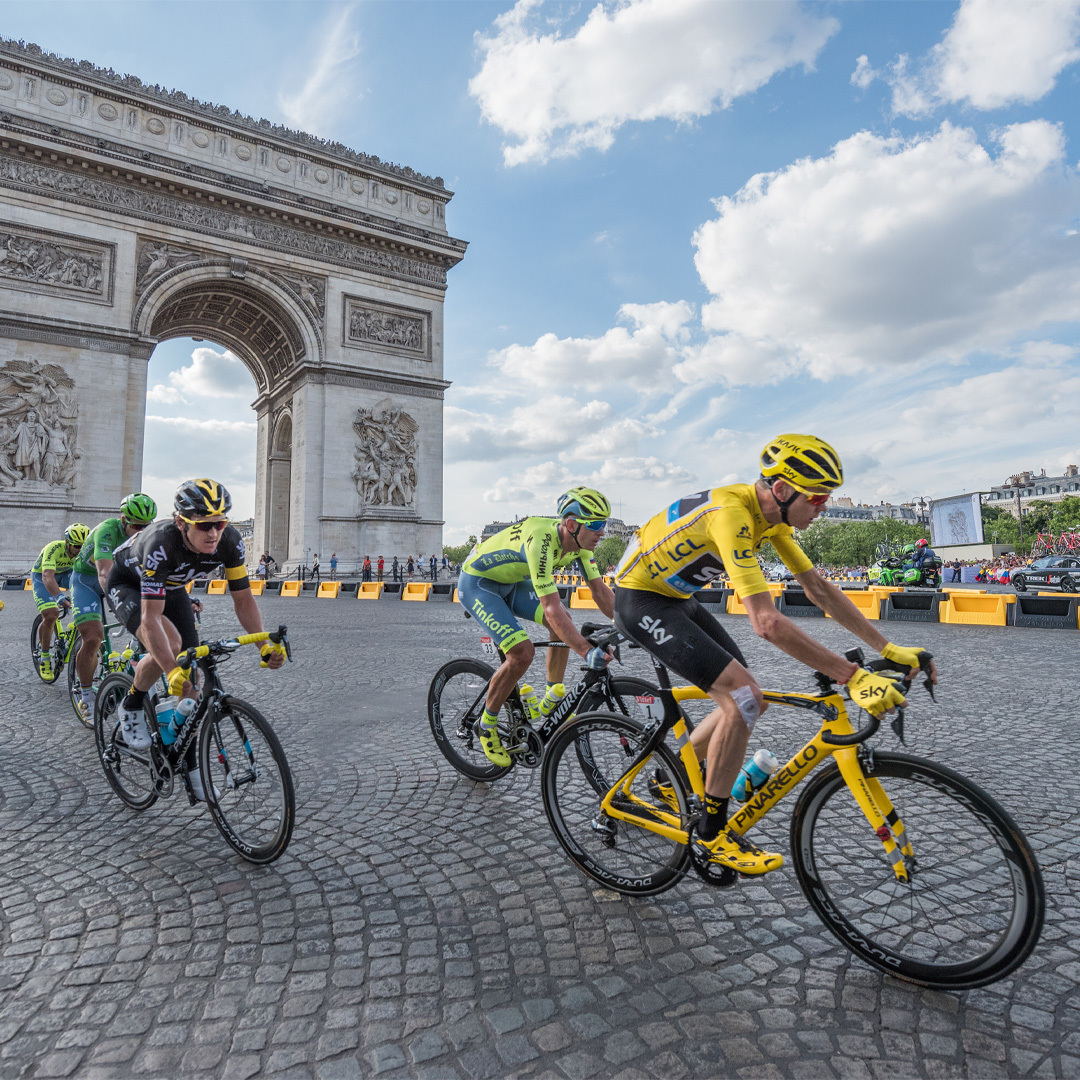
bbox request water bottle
[539,683,566,717]
[519,684,541,720]
[730,749,780,803]
[170,698,197,741]
[155,696,180,745]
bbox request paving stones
[0,592,1076,1077]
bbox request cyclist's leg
[32,574,60,649]
[72,571,105,688]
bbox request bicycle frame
[597,673,917,884]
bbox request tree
[593,536,627,573]
[443,535,477,567]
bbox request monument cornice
[0,309,152,356]
[0,39,451,195]
[253,362,450,411]
[0,145,458,290]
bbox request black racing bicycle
[428,622,660,782]
[94,626,296,864]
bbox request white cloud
[488,300,694,391]
[147,346,255,404]
[470,0,838,166]
[850,54,877,90]
[277,5,362,136]
[889,0,1080,117]
[683,120,1080,384]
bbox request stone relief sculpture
[348,307,423,351]
[0,226,106,296]
[0,358,80,489]
[279,272,326,322]
[135,239,200,292]
[351,399,418,509]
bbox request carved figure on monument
[348,307,423,350]
[0,229,104,294]
[279,272,326,322]
[135,239,200,292]
[0,359,79,489]
[351,399,418,508]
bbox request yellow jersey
[615,483,813,599]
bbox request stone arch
[267,409,293,565]
[133,262,324,393]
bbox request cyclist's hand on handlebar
[260,642,286,669]
[584,646,613,671]
[167,665,191,696]
[881,643,938,685]
[847,668,906,715]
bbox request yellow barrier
[185,581,193,594]
[1039,591,1080,596]
[280,580,302,597]
[943,586,984,594]
[358,582,384,599]
[828,590,881,620]
[318,581,341,598]
[452,587,459,603]
[727,582,783,616]
[249,580,266,595]
[403,582,431,601]
[939,592,1014,626]
[570,586,599,610]
[206,579,228,595]
[23,578,31,590]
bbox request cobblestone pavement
[1,590,1078,1079]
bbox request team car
[1011,556,1080,593]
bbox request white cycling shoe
[188,768,221,803]
[119,705,152,749]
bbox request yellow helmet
[64,522,90,546]
[760,434,843,494]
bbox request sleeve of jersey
[140,568,166,599]
[527,526,559,597]
[771,531,814,576]
[707,509,770,599]
[579,552,601,581]
[224,538,251,592]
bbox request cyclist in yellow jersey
[614,434,938,875]
[458,487,615,766]
[31,523,90,678]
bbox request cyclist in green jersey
[69,493,157,718]
[31,523,90,678]
[458,487,615,765]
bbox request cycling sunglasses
[804,493,830,507]
[179,515,230,533]
[578,519,608,532]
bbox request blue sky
[8,1,1080,539]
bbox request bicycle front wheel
[791,752,1044,990]
[428,658,513,782]
[199,697,295,864]
[542,711,691,897]
[30,614,65,684]
[93,672,158,810]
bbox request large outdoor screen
[930,492,984,547]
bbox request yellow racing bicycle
[540,645,1044,991]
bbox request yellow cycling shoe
[693,829,784,875]
[39,657,53,679]
[478,722,511,767]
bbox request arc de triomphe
[0,41,466,572]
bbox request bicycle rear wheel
[93,672,158,810]
[66,640,101,728]
[428,658,514,782]
[29,614,66,684]
[199,696,295,864]
[542,710,691,896]
[790,752,1044,990]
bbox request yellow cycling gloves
[167,665,189,696]
[846,668,906,715]
[881,642,929,671]
[260,642,286,668]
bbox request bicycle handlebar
[176,624,291,669]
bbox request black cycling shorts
[613,586,748,692]
[105,565,200,651]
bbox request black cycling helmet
[174,478,231,519]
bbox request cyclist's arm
[586,576,614,619]
[538,592,607,661]
[95,557,114,593]
[41,568,62,597]
[230,589,284,669]
[795,569,890,652]
[743,591,859,683]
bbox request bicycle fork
[834,747,915,883]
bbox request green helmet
[902,543,916,554]
[120,492,157,524]
[557,486,612,521]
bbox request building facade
[984,466,1080,516]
